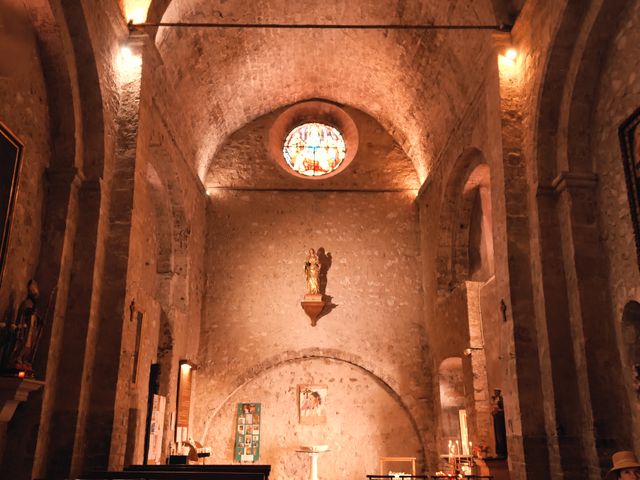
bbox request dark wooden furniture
[78,464,271,480]
[366,476,493,479]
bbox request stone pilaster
[494,51,550,480]
[33,178,105,480]
[553,171,632,476]
[465,281,492,454]
[529,182,595,479]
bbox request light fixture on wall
[463,347,483,356]
[492,31,520,69]
[123,0,152,24]
[504,48,518,62]
[179,359,197,371]
[117,35,144,81]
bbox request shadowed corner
[316,247,337,323]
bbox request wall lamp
[179,359,198,371]
[463,347,484,356]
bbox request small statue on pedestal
[301,249,326,326]
[305,249,321,296]
[0,280,44,376]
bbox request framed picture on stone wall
[619,106,640,269]
[0,121,23,288]
[298,384,327,425]
[234,403,261,462]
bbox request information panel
[234,403,261,462]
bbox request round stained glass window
[282,123,347,177]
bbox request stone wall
[196,188,427,478]
[112,45,209,462]
[204,358,422,480]
[417,64,506,460]
[206,105,420,191]
[0,2,50,316]
[0,5,51,477]
[592,0,640,450]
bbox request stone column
[493,39,550,479]
[529,184,597,479]
[553,171,632,475]
[32,178,107,480]
[34,167,84,376]
[465,281,492,454]
[70,34,146,476]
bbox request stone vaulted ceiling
[150,0,503,186]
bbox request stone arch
[437,357,466,450]
[436,148,489,294]
[148,141,190,312]
[144,141,193,461]
[533,0,589,185]
[26,0,77,171]
[535,0,630,180]
[199,348,426,468]
[205,98,420,191]
[564,0,630,174]
[146,0,503,183]
[459,164,493,283]
[145,161,174,307]
[28,0,108,179]
[145,158,183,459]
[530,1,636,471]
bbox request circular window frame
[269,100,359,180]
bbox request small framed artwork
[0,121,23,288]
[299,385,327,425]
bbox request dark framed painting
[0,122,23,288]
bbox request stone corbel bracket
[301,294,327,327]
[0,377,44,461]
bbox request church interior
[0,0,639,479]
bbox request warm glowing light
[180,363,192,372]
[282,123,346,177]
[123,0,151,23]
[407,188,420,200]
[118,44,142,77]
[120,45,133,59]
[18,371,26,378]
[498,46,520,70]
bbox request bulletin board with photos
[234,403,261,462]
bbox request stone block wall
[0,2,50,317]
[204,358,423,479]
[0,5,51,478]
[592,0,640,450]
[196,189,427,477]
